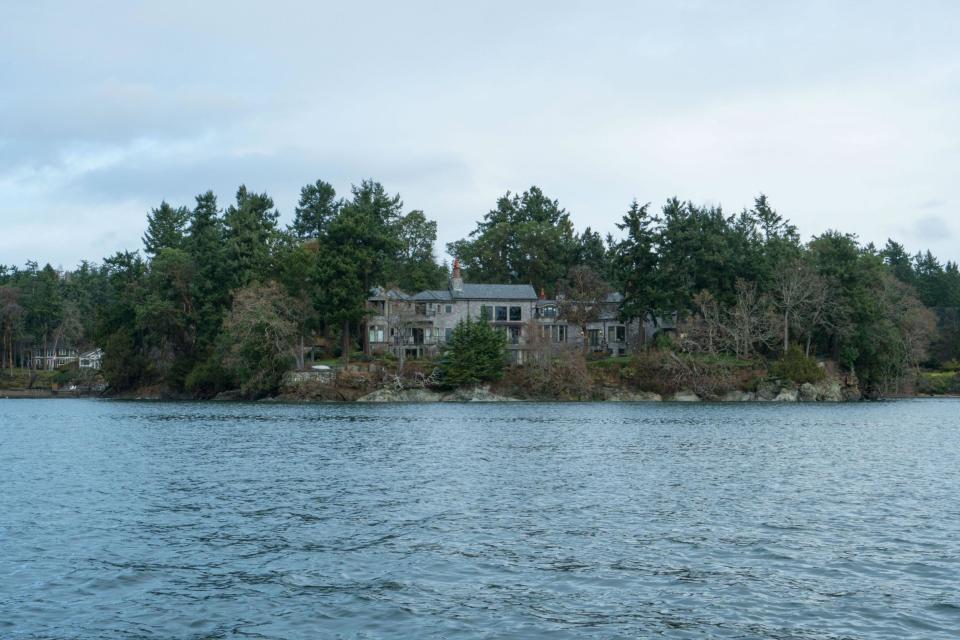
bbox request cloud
[911,215,954,242]
[1,1,960,268]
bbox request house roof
[369,287,411,301]
[410,283,538,301]
[455,283,538,300]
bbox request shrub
[624,349,740,398]
[503,346,591,400]
[439,318,506,387]
[770,346,826,384]
[917,371,960,395]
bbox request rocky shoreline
[345,377,860,403]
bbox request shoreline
[4,389,959,402]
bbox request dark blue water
[1,400,959,639]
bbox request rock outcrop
[603,390,663,402]
[357,388,444,402]
[670,391,701,402]
[722,390,754,402]
[442,386,519,402]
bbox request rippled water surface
[2,399,960,639]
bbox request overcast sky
[2,0,959,269]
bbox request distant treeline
[1,182,957,397]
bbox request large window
[507,326,521,344]
[509,306,522,321]
[588,329,601,347]
[495,306,508,321]
[608,326,626,342]
[445,305,452,314]
[550,325,567,343]
[369,326,385,343]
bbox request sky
[2,0,959,269]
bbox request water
[1,400,959,639]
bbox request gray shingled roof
[456,283,537,300]
[410,283,537,301]
[411,290,453,301]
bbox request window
[608,326,625,342]
[445,305,452,314]
[509,306,521,321]
[495,306,508,321]
[444,328,453,342]
[480,305,491,321]
[507,326,521,344]
[550,325,567,343]
[415,303,427,315]
[369,326,385,343]
[588,329,601,347]
[537,305,557,319]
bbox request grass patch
[588,356,632,369]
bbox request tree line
[1,183,957,398]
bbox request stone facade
[366,261,657,362]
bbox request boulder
[721,390,754,402]
[357,388,444,402]
[605,390,663,402]
[841,386,862,402]
[441,386,519,402]
[670,390,701,402]
[815,381,843,402]
[755,381,781,401]
[772,387,798,402]
[798,383,818,402]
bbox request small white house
[78,348,103,370]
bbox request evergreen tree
[880,239,916,287]
[186,191,227,350]
[447,186,578,295]
[224,185,279,290]
[610,200,662,321]
[291,179,340,239]
[389,210,447,291]
[142,201,190,256]
[314,180,403,362]
[439,317,506,387]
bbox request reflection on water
[2,399,959,639]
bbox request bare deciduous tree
[726,279,778,359]
[557,266,613,353]
[773,258,823,353]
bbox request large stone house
[367,261,663,362]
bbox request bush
[502,346,591,400]
[770,346,826,384]
[624,349,742,398]
[917,371,960,395]
[439,318,506,387]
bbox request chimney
[451,257,464,293]
[539,287,546,300]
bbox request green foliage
[101,329,147,391]
[770,346,826,384]
[7,180,960,402]
[389,210,447,291]
[143,201,190,256]
[224,185,279,291]
[439,318,506,387]
[291,180,339,239]
[447,186,578,295]
[220,282,300,398]
[916,371,960,395]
